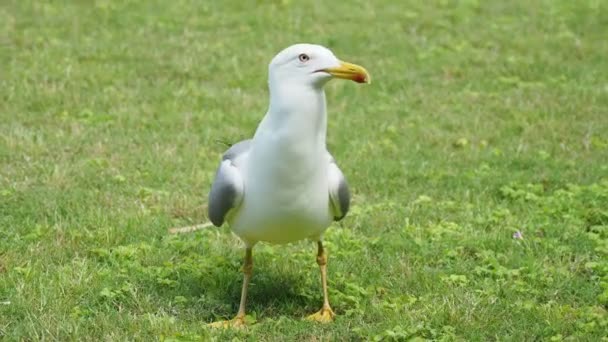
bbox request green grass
[1,0,608,340]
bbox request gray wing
[207,140,251,226]
[222,139,252,161]
[327,152,350,221]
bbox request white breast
[228,79,334,246]
[229,132,332,245]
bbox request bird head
[268,44,370,88]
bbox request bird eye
[298,53,310,62]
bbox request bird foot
[306,306,335,323]
[207,316,247,329]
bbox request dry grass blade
[168,222,214,234]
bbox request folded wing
[207,140,251,226]
[327,153,350,221]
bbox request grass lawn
[2,0,608,340]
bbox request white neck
[247,81,329,186]
[255,81,327,148]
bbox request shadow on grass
[128,251,315,321]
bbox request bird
[206,43,370,328]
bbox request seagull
[207,43,370,328]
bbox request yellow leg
[306,241,335,323]
[208,247,253,329]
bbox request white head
[268,43,370,89]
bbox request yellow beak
[323,61,371,84]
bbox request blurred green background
[1,1,607,340]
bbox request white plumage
[207,43,369,327]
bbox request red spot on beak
[354,74,367,83]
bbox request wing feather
[207,140,251,226]
[327,153,350,221]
